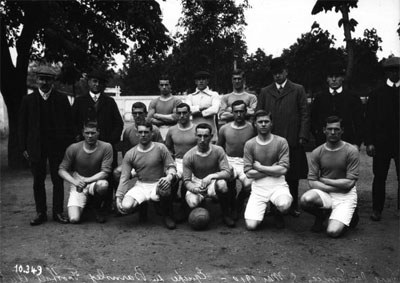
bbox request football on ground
[188,207,210,230]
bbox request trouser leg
[49,152,64,214]
[30,158,47,214]
[372,155,391,212]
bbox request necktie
[332,90,337,96]
[279,86,284,94]
[93,95,98,102]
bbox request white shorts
[227,156,247,183]
[244,176,292,221]
[125,181,160,204]
[310,187,357,226]
[67,182,96,208]
[185,176,217,200]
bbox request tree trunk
[340,5,354,83]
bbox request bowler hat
[35,65,58,78]
[382,57,400,69]
[270,57,287,74]
[87,69,108,82]
[326,62,346,76]
[194,71,210,79]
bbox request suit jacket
[257,80,310,147]
[18,89,74,162]
[365,83,399,155]
[311,89,364,147]
[72,93,123,146]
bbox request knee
[95,180,109,196]
[300,193,314,209]
[326,228,343,238]
[275,197,292,213]
[215,180,228,194]
[186,195,200,208]
[245,220,259,231]
[69,216,81,224]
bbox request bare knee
[326,220,345,238]
[275,196,292,213]
[245,219,260,231]
[95,180,109,196]
[69,217,81,224]
[215,180,228,194]
[186,194,201,208]
[121,197,138,213]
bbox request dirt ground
[1,138,399,283]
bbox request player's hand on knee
[74,179,87,193]
[157,177,172,197]
[201,175,213,188]
[116,197,127,215]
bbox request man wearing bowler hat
[256,57,310,217]
[19,65,73,225]
[185,71,221,143]
[72,68,124,211]
[366,56,400,221]
[311,62,364,148]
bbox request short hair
[325,115,343,126]
[195,123,212,135]
[232,69,245,77]
[254,110,272,121]
[131,102,147,113]
[159,74,170,82]
[83,120,99,130]
[231,100,247,111]
[176,102,191,112]
[136,121,153,131]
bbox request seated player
[300,116,359,238]
[58,121,113,224]
[218,100,256,218]
[115,121,178,229]
[182,123,235,227]
[243,110,292,230]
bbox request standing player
[185,71,220,142]
[183,123,235,227]
[147,76,182,140]
[243,110,292,230]
[219,69,257,124]
[58,121,113,223]
[115,121,178,229]
[300,116,359,238]
[218,100,256,218]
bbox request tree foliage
[243,48,273,93]
[1,0,172,167]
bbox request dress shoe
[53,213,69,224]
[370,210,381,221]
[163,216,176,230]
[30,213,47,226]
[274,214,285,229]
[223,216,236,228]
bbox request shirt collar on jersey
[194,86,212,96]
[329,86,343,95]
[386,78,400,88]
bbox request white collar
[196,146,212,157]
[275,80,287,90]
[194,87,212,95]
[232,90,246,95]
[159,94,173,101]
[138,142,155,153]
[329,86,343,94]
[89,91,100,100]
[386,78,400,88]
[38,88,52,100]
[256,135,273,145]
[178,123,194,131]
[231,122,249,130]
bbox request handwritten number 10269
[14,264,42,276]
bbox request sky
[157,0,399,59]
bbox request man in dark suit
[19,66,73,225]
[311,62,364,149]
[365,56,400,221]
[256,57,310,217]
[72,69,124,211]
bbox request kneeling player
[58,121,113,223]
[183,123,235,227]
[243,110,292,230]
[115,121,178,229]
[300,116,359,238]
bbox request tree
[312,0,358,80]
[281,22,345,94]
[243,48,273,94]
[166,0,249,94]
[1,1,172,167]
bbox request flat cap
[34,65,58,77]
[87,69,108,82]
[270,57,287,74]
[382,57,400,68]
[194,71,210,79]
